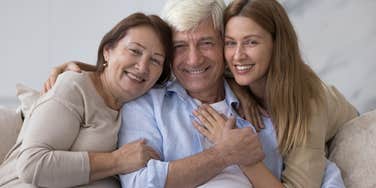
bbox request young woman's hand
[193,104,235,144]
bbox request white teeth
[126,72,144,82]
[235,64,254,71]
[185,68,206,74]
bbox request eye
[199,40,215,49]
[129,48,142,55]
[174,42,187,49]
[243,39,258,47]
[224,40,236,48]
[150,58,162,66]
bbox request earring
[103,62,108,67]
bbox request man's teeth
[185,68,206,74]
[235,64,254,71]
[127,72,144,82]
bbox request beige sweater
[282,84,358,188]
[0,72,121,188]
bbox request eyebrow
[130,42,164,58]
[199,36,216,41]
[225,34,263,40]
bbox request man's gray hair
[161,0,226,35]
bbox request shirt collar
[166,79,240,109]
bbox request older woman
[0,12,173,187]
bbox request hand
[42,61,82,94]
[193,104,231,144]
[212,119,265,167]
[226,77,265,131]
[112,139,160,174]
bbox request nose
[187,46,204,65]
[234,44,246,61]
[135,55,150,74]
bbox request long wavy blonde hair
[224,0,325,156]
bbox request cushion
[0,107,22,162]
[15,83,40,119]
[329,109,376,188]
[0,84,40,162]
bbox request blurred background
[1,0,375,113]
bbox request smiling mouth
[183,67,209,75]
[125,71,146,82]
[234,64,255,72]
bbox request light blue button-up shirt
[118,80,282,188]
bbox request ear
[103,45,111,62]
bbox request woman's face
[224,16,273,88]
[103,25,165,101]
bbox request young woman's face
[103,25,165,101]
[224,16,273,88]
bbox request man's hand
[212,117,264,167]
[42,61,82,94]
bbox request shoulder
[43,72,91,111]
[122,86,166,113]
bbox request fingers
[202,104,226,122]
[193,104,227,130]
[67,62,82,72]
[193,107,215,130]
[225,116,236,129]
[144,145,160,160]
[192,120,211,138]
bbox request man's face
[172,18,225,98]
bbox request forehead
[122,26,164,53]
[226,16,267,36]
[173,19,221,42]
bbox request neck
[188,83,225,104]
[248,77,267,109]
[90,72,122,110]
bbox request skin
[165,17,264,188]
[71,25,166,183]
[224,16,273,107]
[42,17,266,188]
[192,16,284,187]
[96,25,165,110]
[193,104,283,188]
[172,18,225,103]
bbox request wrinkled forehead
[172,18,221,42]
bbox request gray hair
[161,0,226,35]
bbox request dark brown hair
[96,12,173,85]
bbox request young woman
[0,12,173,187]
[193,0,358,187]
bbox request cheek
[149,67,163,83]
[224,49,233,63]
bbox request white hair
[161,0,226,34]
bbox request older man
[117,0,281,187]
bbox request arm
[193,104,280,188]
[17,99,90,187]
[18,98,158,187]
[166,122,263,188]
[281,84,358,188]
[241,163,283,188]
[119,98,264,188]
[43,61,96,93]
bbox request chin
[234,78,252,87]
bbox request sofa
[1,85,376,188]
